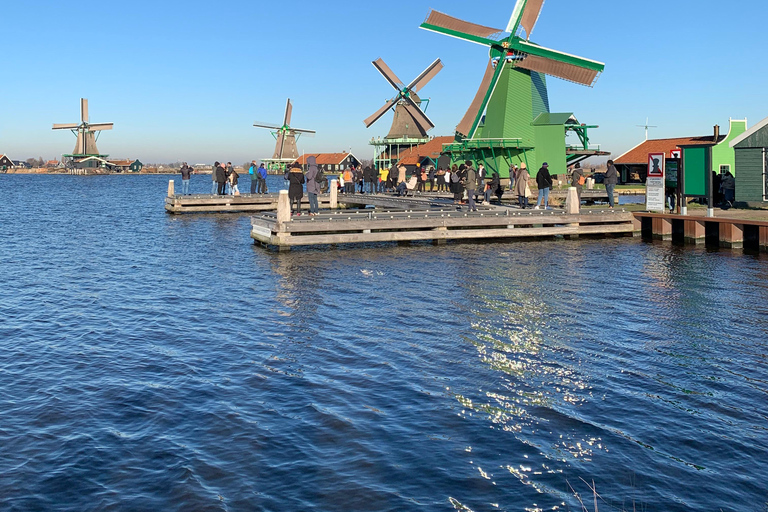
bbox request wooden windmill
[364,58,443,169]
[254,99,315,171]
[52,98,113,164]
[420,0,607,175]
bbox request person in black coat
[215,163,228,195]
[535,163,553,210]
[288,165,306,215]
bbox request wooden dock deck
[251,191,635,250]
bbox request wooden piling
[330,179,338,209]
[167,180,175,197]
[719,223,744,249]
[652,217,673,241]
[684,219,706,245]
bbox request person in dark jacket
[534,162,553,210]
[604,160,619,208]
[215,162,228,195]
[571,163,585,205]
[364,166,376,194]
[305,156,321,215]
[179,162,193,195]
[465,162,478,212]
[288,165,305,215]
[248,160,258,194]
[721,171,735,209]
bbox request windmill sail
[456,58,504,138]
[423,10,503,40]
[407,58,444,93]
[512,41,604,86]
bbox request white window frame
[720,164,730,174]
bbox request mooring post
[167,179,175,197]
[277,190,291,224]
[330,179,338,209]
[564,187,579,215]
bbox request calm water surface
[1,174,766,511]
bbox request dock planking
[251,190,636,250]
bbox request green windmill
[420,0,608,177]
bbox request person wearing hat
[535,162,553,210]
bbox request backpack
[248,165,254,175]
[451,172,460,183]
[315,169,325,183]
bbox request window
[720,165,730,174]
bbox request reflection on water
[0,175,767,511]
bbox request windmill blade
[87,123,113,131]
[253,122,283,130]
[372,59,404,91]
[81,98,89,123]
[512,40,604,86]
[364,99,397,128]
[456,58,505,139]
[275,131,286,160]
[290,128,316,135]
[406,59,444,94]
[506,0,546,38]
[421,10,504,43]
[402,97,435,134]
[52,123,79,130]
[283,99,293,127]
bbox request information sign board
[646,153,666,212]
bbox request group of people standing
[207,161,240,196]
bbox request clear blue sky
[2,0,767,164]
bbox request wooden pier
[633,211,768,251]
[251,190,635,250]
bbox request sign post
[646,153,666,212]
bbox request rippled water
[1,174,767,511]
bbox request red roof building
[615,135,725,181]
[293,152,361,172]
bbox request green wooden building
[730,116,768,206]
[711,118,747,175]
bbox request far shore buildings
[293,153,360,173]
[614,119,747,183]
[0,154,13,171]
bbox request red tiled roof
[615,136,726,165]
[394,136,454,166]
[293,153,356,166]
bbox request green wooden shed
[730,117,768,206]
[129,159,144,173]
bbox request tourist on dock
[249,161,258,194]
[534,162,553,210]
[215,162,228,195]
[417,165,426,194]
[258,163,268,194]
[721,170,735,210]
[225,162,234,195]
[509,164,517,192]
[397,164,407,188]
[288,164,305,215]
[465,161,478,212]
[491,172,504,203]
[364,165,376,194]
[477,163,486,202]
[428,166,436,192]
[283,167,290,190]
[436,167,445,192]
[228,166,240,196]
[343,167,354,194]
[452,164,464,203]
[338,170,345,194]
[355,165,365,194]
[179,162,193,195]
[515,163,529,209]
[378,166,389,193]
[305,156,321,215]
[604,160,619,209]
[444,167,452,194]
[571,163,585,205]
[211,161,220,194]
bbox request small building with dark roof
[0,154,13,171]
[293,153,361,173]
[730,116,768,206]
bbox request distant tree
[25,158,36,167]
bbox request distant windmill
[52,98,113,159]
[637,118,657,141]
[254,99,315,169]
[364,58,443,139]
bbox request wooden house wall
[734,148,765,203]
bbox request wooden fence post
[330,179,338,209]
[167,179,175,197]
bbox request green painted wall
[734,148,765,202]
[683,146,709,196]
[734,126,768,149]
[711,119,747,175]
[534,125,566,176]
